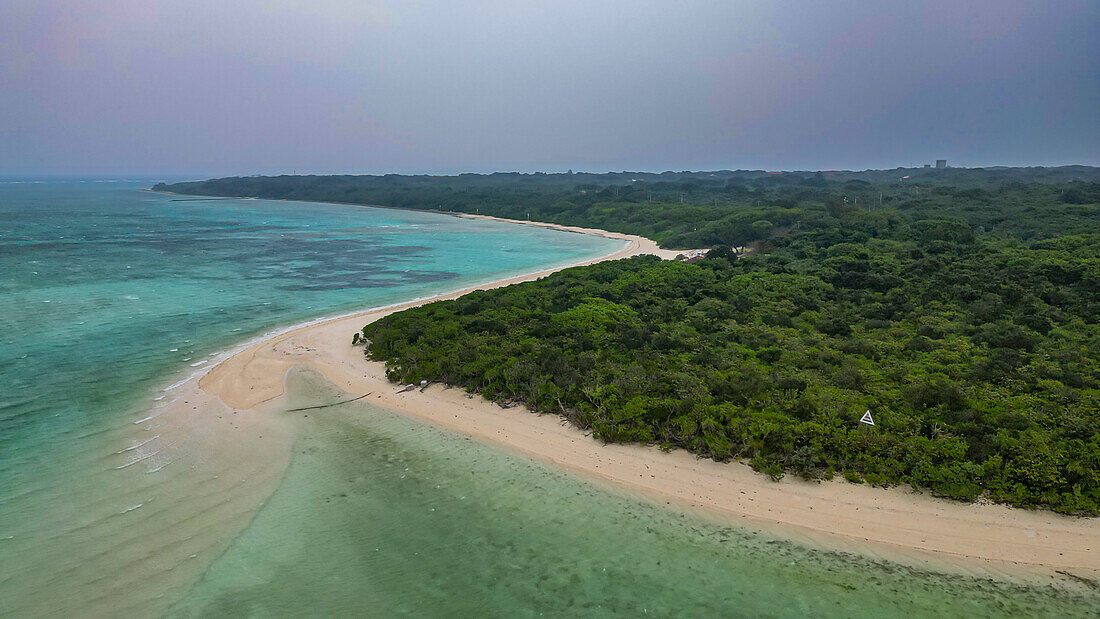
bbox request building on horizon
[936,159,947,169]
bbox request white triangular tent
[860,410,875,425]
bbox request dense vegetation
[165,168,1100,513]
[157,166,1097,248]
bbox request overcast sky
[2,1,1097,176]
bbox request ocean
[0,181,1094,616]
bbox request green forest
[163,168,1100,513]
[157,166,1097,248]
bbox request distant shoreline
[158,189,1098,583]
[148,188,707,256]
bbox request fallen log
[286,392,372,412]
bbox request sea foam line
[163,376,194,392]
[117,434,160,454]
[115,450,160,469]
[146,461,172,474]
[133,412,162,424]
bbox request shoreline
[147,189,707,259]
[177,196,1099,581]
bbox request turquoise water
[0,181,621,614]
[0,181,619,487]
[1,182,1095,616]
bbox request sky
[1,1,1097,176]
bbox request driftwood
[1056,570,1099,591]
[286,392,372,412]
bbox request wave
[163,377,194,391]
[114,450,160,469]
[116,435,160,454]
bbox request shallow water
[172,370,1099,617]
[0,180,619,484]
[0,180,622,615]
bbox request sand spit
[194,216,1098,583]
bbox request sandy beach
[195,216,1099,582]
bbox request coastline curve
[186,204,1099,583]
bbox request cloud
[1,1,1096,175]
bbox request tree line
[163,167,1100,513]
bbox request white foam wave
[146,461,171,474]
[133,412,162,424]
[163,376,193,391]
[114,450,160,469]
[116,434,160,454]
